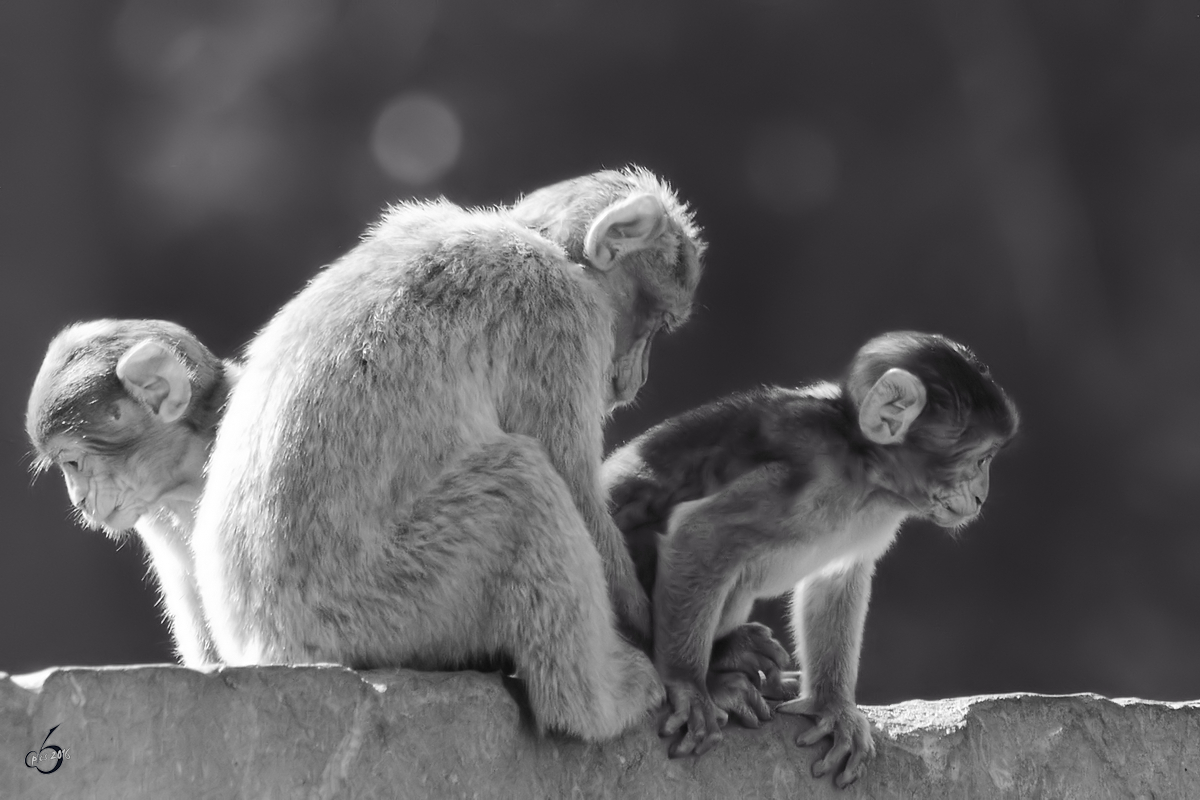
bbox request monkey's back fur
[605,385,849,584]
[194,197,665,740]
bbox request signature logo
[25,725,68,774]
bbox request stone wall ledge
[1,665,1195,799]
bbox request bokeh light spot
[744,122,839,215]
[370,93,463,186]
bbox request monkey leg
[654,466,800,756]
[256,432,661,740]
[509,344,654,643]
[478,436,665,741]
[373,434,664,742]
[653,504,737,756]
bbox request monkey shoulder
[366,203,599,327]
[243,201,598,376]
[642,385,846,485]
[365,200,575,281]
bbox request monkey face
[50,443,144,534]
[44,409,200,537]
[599,267,673,407]
[923,440,1002,529]
[608,315,667,407]
[851,332,1018,531]
[516,169,703,410]
[609,334,652,406]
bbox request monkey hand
[660,678,728,757]
[777,695,875,788]
[707,670,772,729]
[710,622,798,700]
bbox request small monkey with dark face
[194,168,705,741]
[603,331,1018,784]
[26,319,240,667]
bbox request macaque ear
[583,193,668,271]
[115,340,192,423]
[858,368,927,445]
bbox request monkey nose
[972,494,984,510]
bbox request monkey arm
[574,456,652,640]
[503,302,653,640]
[653,502,736,684]
[779,560,877,788]
[137,519,218,667]
[652,502,738,757]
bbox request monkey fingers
[660,679,728,757]
[779,697,876,788]
[709,622,795,699]
[707,670,771,729]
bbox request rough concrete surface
[0,665,1195,799]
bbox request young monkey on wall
[26,319,240,667]
[603,331,1019,785]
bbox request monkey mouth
[100,504,142,531]
[928,500,978,528]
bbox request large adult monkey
[26,319,240,666]
[604,332,1019,782]
[193,168,705,741]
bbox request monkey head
[26,319,229,537]
[510,167,706,407]
[846,331,1020,529]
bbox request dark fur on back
[608,386,838,534]
[606,384,843,595]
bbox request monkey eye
[977,454,993,469]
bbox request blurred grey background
[2,0,1198,704]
